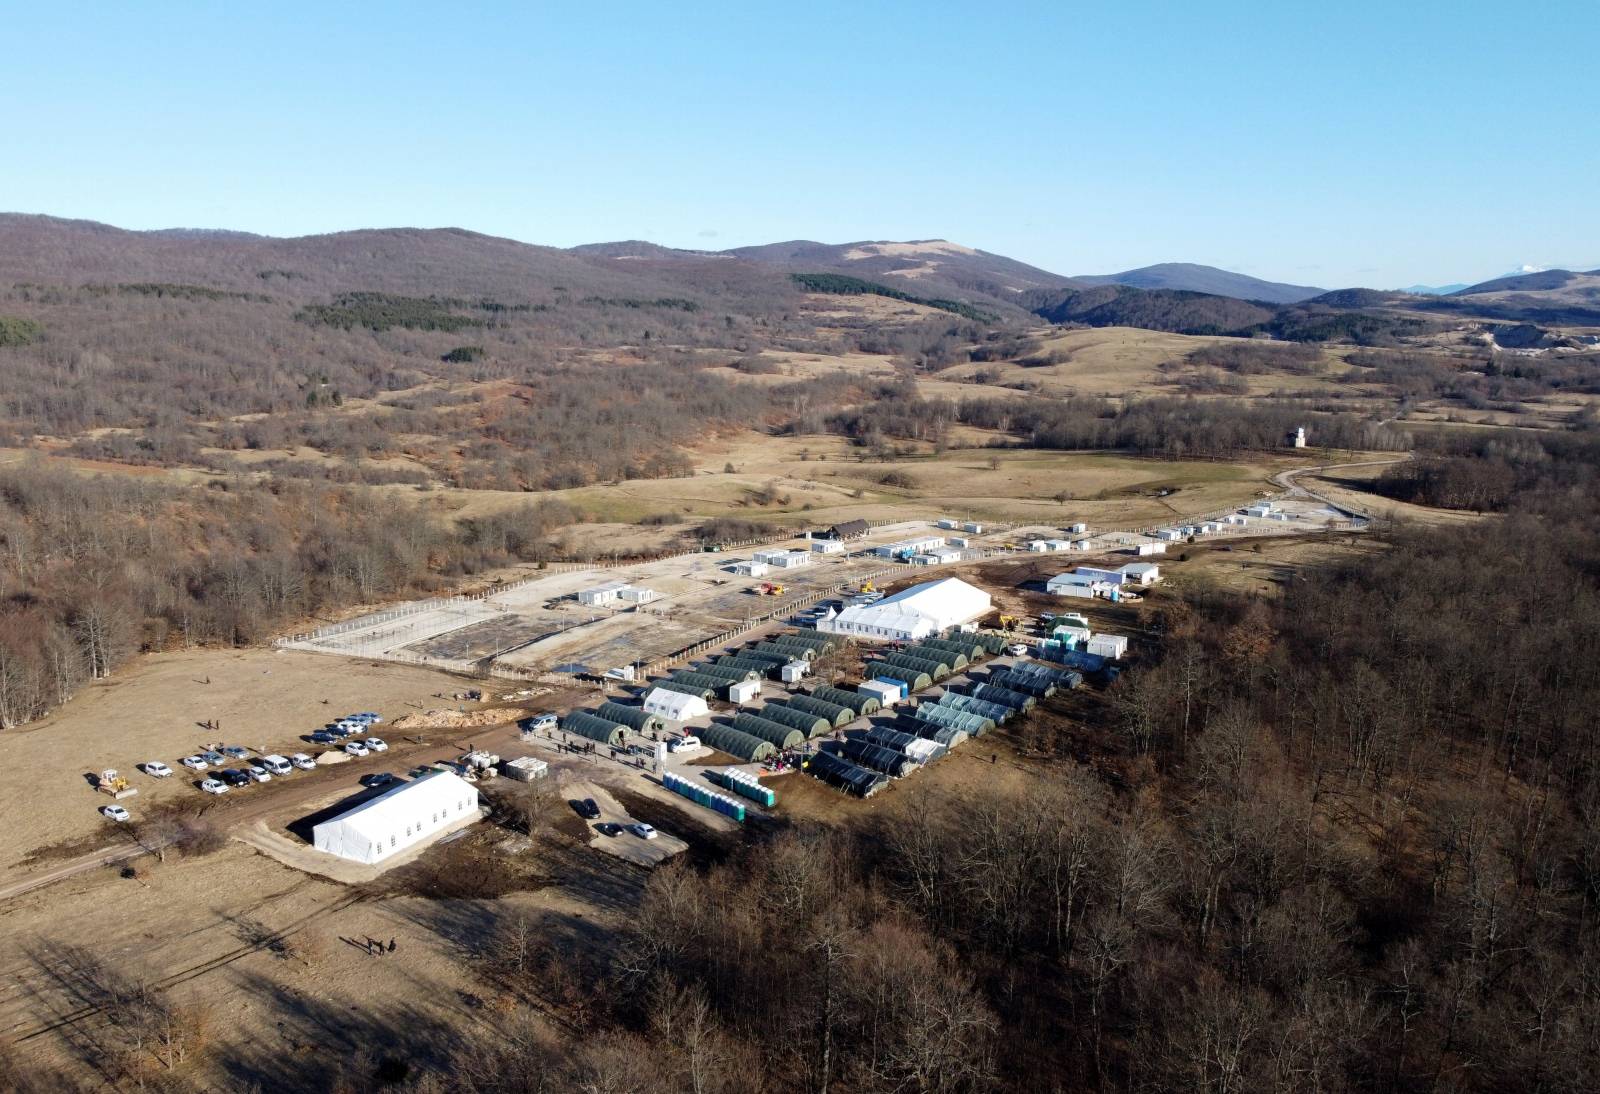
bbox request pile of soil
[389,707,525,730]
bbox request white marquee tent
[818,577,991,642]
[312,770,480,865]
[643,686,710,722]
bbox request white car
[102,804,131,822]
[336,720,365,734]
[667,736,700,753]
[1008,644,1029,656]
[246,765,272,783]
[343,741,370,757]
[365,737,388,752]
[290,753,316,771]
[628,822,658,840]
[142,761,173,778]
[181,755,209,772]
[358,712,382,724]
[200,778,229,795]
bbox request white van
[260,754,293,777]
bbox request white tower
[1293,426,1307,449]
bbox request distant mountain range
[1071,263,1324,304]
[4,214,1597,346]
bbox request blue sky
[2,1,1595,288]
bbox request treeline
[1376,426,1600,510]
[956,394,1406,458]
[0,463,583,728]
[1184,340,1327,375]
[1023,285,1443,345]
[791,272,997,322]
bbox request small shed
[859,678,907,706]
[1085,634,1129,660]
[810,539,845,554]
[1135,542,1166,557]
[1120,562,1161,585]
[619,585,659,604]
[727,679,762,705]
[1067,522,1088,534]
[829,519,870,541]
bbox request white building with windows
[312,771,480,865]
[578,580,630,607]
[754,548,812,569]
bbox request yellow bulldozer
[96,769,137,800]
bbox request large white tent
[818,577,991,642]
[312,770,480,865]
[643,686,710,722]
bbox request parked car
[290,753,317,771]
[343,741,370,757]
[1008,643,1029,656]
[572,798,601,820]
[102,804,131,822]
[365,737,388,752]
[260,755,292,776]
[357,712,382,724]
[221,768,252,788]
[200,750,226,766]
[308,731,337,745]
[199,778,228,795]
[667,736,700,753]
[336,720,365,734]
[628,822,659,840]
[246,765,272,783]
[142,761,173,778]
[526,713,558,732]
[595,822,623,837]
[360,772,398,789]
[181,755,209,772]
[221,745,250,760]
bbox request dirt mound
[389,707,525,730]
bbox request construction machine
[96,769,138,800]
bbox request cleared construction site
[278,497,1359,681]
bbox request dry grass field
[0,649,481,879]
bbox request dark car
[220,768,252,788]
[571,798,602,820]
[309,731,337,744]
[595,822,623,837]
[360,772,398,789]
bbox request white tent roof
[312,770,479,865]
[643,686,709,721]
[823,577,991,639]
